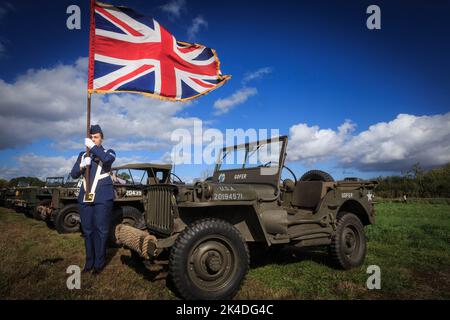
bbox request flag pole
[85,92,92,200]
[84,0,95,202]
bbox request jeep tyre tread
[329,212,366,269]
[300,170,334,182]
[169,218,249,300]
[54,204,80,234]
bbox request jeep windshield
[112,169,148,185]
[64,175,81,188]
[17,181,30,187]
[46,177,64,186]
[215,137,286,172]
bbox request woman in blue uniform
[70,124,116,274]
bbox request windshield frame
[214,136,288,174]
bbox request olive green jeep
[14,177,64,217]
[49,163,179,234]
[115,136,377,300]
[0,186,17,208]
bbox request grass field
[0,202,449,300]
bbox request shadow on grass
[39,257,65,265]
[119,253,167,281]
[118,251,181,299]
[249,245,332,269]
[104,247,119,267]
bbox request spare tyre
[300,170,334,182]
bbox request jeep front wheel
[329,213,366,269]
[169,218,249,300]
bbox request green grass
[0,203,449,299]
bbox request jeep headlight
[194,182,213,199]
[203,183,213,199]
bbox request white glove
[80,156,91,169]
[85,138,95,149]
[80,157,86,169]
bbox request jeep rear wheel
[329,213,366,269]
[169,218,249,300]
[54,204,80,234]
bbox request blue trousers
[79,201,113,270]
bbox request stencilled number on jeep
[213,193,243,200]
[126,190,142,197]
[341,192,354,199]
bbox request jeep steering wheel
[282,165,297,184]
[170,172,183,183]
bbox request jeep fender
[316,191,374,226]
[176,202,271,245]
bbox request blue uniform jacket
[70,145,116,204]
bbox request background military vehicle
[51,163,178,234]
[13,177,64,218]
[0,187,16,208]
[5,181,28,210]
[0,188,5,207]
[34,175,81,226]
[115,136,377,300]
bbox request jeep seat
[291,181,324,209]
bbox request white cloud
[0,153,156,180]
[213,87,257,115]
[0,57,203,151]
[213,67,272,116]
[339,113,450,171]
[287,113,450,172]
[287,120,355,164]
[110,155,149,167]
[0,154,77,180]
[242,67,273,84]
[187,16,208,42]
[108,140,168,152]
[0,57,88,148]
[160,0,186,19]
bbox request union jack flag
[88,1,230,101]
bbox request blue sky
[0,0,449,182]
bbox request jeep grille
[145,185,176,235]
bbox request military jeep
[50,163,177,234]
[1,186,17,208]
[115,136,377,300]
[14,177,64,217]
[35,175,82,227]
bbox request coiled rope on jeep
[115,224,157,259]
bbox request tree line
[374,163,450,198]
[1,163,449,198]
